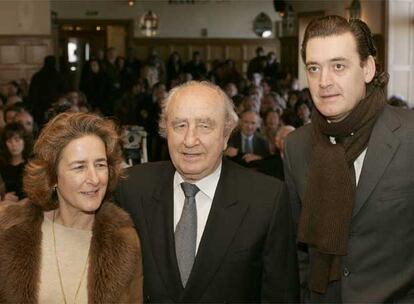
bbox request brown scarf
[299,84,386,293]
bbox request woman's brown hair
[23,112,123,210]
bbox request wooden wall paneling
[227,45,242,61]
[224,46,230,60]
[0,68,26,82]
[205,45,211,70]
[26,45,49,64]
[227,45,243,72]
[26,67,41,81]
[279,36,298,77]
[241,44,248,73]
[246,44,256,59]
[171,45,188,61]
[157,45,170,61]
[132,38,278,77]
[209,45,225,61]
[0,35,52,85]
[191,45,207,60]
[0,45,22,64]
[135,46,148,60]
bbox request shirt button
[343,267,350,277]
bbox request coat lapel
[181,160,249,301]
[142,164,183,300]
[353,106,401,217]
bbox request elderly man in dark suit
[284,15,414,303]
[116,81,299,302]
[225,110,270,168]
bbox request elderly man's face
[305,32,375,122]
[240,111,259,137]
[166,85,229,182]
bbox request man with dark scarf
[284,15,414,303]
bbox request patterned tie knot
[180,182,200,199]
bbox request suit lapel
[142,164,183,300]
[181,160,249,300]
[353,107,401,217]
[237,132,243,152]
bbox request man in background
[225,110,270,167]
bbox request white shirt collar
[173,161,222,200]
[241,133,254,141]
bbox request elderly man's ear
[363,55,376,83]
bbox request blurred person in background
[15,110,37,138]
[0,122,33,202]
[4,103,25,125]
[247,46,267,81]
[257,125,295,180]
[80,58,111,114]
[262,109,282,155]
[295,99,312,126]
[388,94,409,109]
[185,51,207,80]
[0,106,6,131]
[28,55,69,125]
[166,51,184,89]
[226,110,269,167]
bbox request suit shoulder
[377,105,414,141]
[386,105,414,128]
[285,123,312,151]
[124,161,173,181]
[228,131,241,144]
[254,132,268,143]
[226,160,284,190]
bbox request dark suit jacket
[284,105,414,303]
[115,158,299,303]
[257,153,285,181]
[227,131,270,168]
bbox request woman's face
[265,112,280,130]
[56,135,108,214]
[6,134,24,157]
[297,104,311,121]
[90,61,99,73]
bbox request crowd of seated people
[0,45,411,201]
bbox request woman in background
[0,122,33,202]
[0,112,142,303]
[262,109,282,155]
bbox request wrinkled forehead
[241,111,259,122]
[168,85,226,115]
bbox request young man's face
[305,32,375,122]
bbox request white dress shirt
[173,162,222,253]
[241,133,254,154]
[330,136,367,185]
